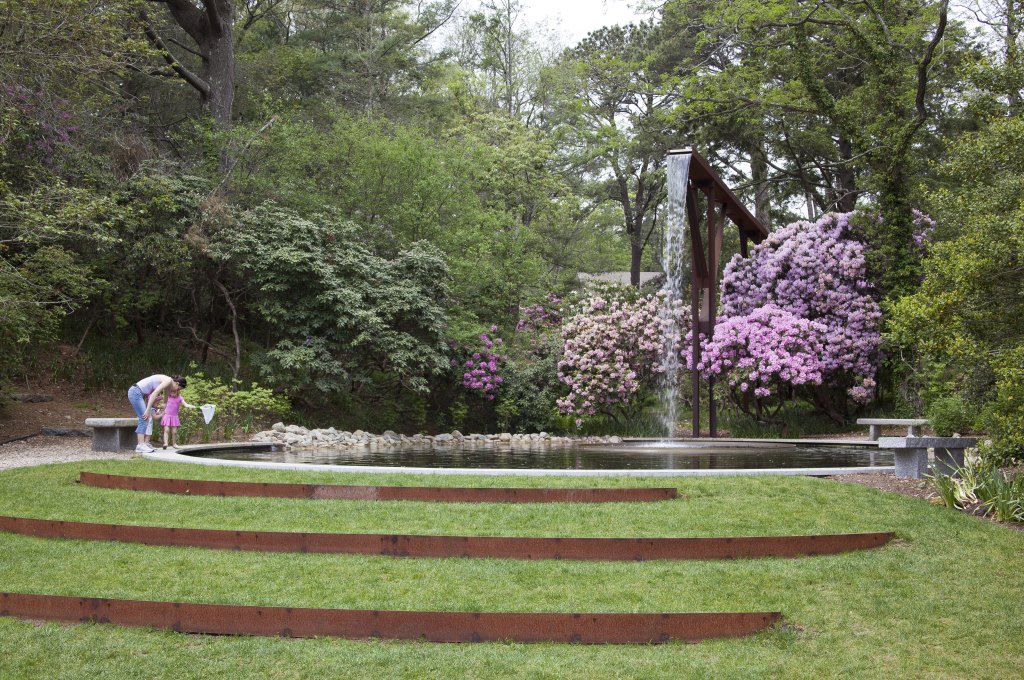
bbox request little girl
[160,386,196,449]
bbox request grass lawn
[0,458,1021,678]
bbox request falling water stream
[659,152,692,439]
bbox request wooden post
[687,186,704,437]
[706,197,724,438]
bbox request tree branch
[167,35,204,59]
[897,0,949,153]
[211,275,241,380]
[210,115,278,194]
[140,11,210,97]
[151,0,209,44]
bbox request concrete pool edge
[142,443,894,477]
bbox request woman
[128,374,186,453]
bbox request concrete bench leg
[868,424,881,441]
[92,428,119,452]
[894,447,928,479]
[907,425,922,437]
[91,426,138,452]
[932,447,965,477]
[119,426,138,450]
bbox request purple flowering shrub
[455,296,569,431]
[516,294,563,333]
[461,326,504,400]
[557,293,685,425]
[2,84,77,165]
[696,305,827,418]
[709,212,882,421]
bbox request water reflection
[198,441,892,471]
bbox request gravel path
[0,436,133,471]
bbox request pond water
[188,440,893,471]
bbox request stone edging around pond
[251,423,623,450]
[145,444,896,477]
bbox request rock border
[252,423,623,450]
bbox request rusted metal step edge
[0,516,895,561]
[78,472,678,503]
[0,592,781,643]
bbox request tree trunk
[630,236,643,287]
[199,322,214,364]
[1008,0,1021,114]
[836,134,858,212]
[750,142,771,228]
[199,4,234,172]
[148,1,234,171]
[201,24,234,132]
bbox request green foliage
[0,0,1017,442]
[665,0,968,295]
[930,470,960,509]
[176,371,290,444]
[974,467,1024,523]
[926,395,973,437]
[0,245,95,388]
[550,21,676,275]
[494,335,563,433]
[888,116,1024,462]
[720,403,862,440]
[985,347,1024,464]
[209,204,451,399]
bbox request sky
[445,0,651,49]
[516,0,651,45]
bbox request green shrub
[975,469,1024,523]
[984,348,1024,464]
[175,371,290,443]
[926,395,973,436]
[494,337,563,433]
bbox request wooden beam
[667,149,767,242]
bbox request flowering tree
[706,212,882,421]
[557,293,683,425]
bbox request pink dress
[161,395,183,427]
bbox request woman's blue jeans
[128,385,149,435]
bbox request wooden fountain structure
[668,149,769,437]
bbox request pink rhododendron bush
[557,292,686,425]
[696,305,827,419]
[704,212,882,421]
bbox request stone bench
[857,418,928,440]
[84,418,138,452]
[878,437,978,479]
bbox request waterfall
[659,152,691,439]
